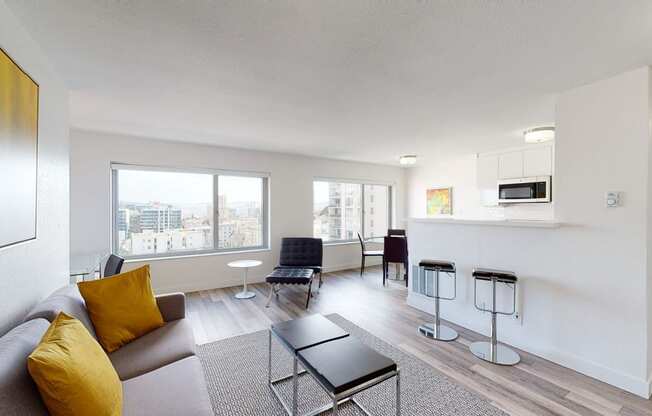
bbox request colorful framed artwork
[426,187,452,216]
[0,47,39,249]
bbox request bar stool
[470,268,520,366]
[417,260,458,341]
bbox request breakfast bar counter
[409,217,561,228]
[405,216,579,380]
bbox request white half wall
[70,129,405,293]
[406,67,652,397]
[0,1,69,335]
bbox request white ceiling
[6,1,652,164]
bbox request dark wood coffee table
[269,314,349,415]
[298,336,400,415]
[269,314,400,416]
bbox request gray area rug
[197,314,506,416]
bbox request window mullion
[361,184,365,239]
[213,174,219,251]
[111,169,119,254]
[388,185,392,229]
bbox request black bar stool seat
[419,260,456,273]
[472,268,517,283]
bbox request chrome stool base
[418,323,458,341]
[469,341,520,366]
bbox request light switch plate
[606,191,621,208]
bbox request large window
[112,165,268,259]
[313,180,391,242]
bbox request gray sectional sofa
[0,285,213,415]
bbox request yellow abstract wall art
[426,187,452,216]
[0,47,39,248]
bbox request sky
[313,181,330,205]
[118,172,384,208]
[118,170,262,204]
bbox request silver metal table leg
[332,397,338,416]
[292,356,298,416]
[268,330,272,385]
[396,369,401,416]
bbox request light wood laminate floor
[187,266,652,416]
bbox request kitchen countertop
[408,217,561,228]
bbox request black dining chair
[103,254,124,277]
[386,229,406,277]
[357,233,384,276]
[383,236,408,287]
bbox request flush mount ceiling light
[524,126,555,144]
[399,155,417,166]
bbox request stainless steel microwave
[498,176,551,204]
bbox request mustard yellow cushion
[28,312,123,416]
[78,264,164,352]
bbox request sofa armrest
[156,293,186,322]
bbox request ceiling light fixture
[399,155,417,166]
[524,126,555,144]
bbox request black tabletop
[271,314,349,353]
[298,336,397,395]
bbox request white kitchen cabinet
[476,155,499,206]
[498,152,524,179]
[523,146,552,176]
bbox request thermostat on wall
[605,192,621,208]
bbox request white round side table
[228,260,262,299]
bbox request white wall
[0,1,69,335]
[406,151,554,220]
[70,129,405,293]
[407,154,486,219]
[407,67,652,397]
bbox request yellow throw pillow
[28,312,123,416]
[78,264,164,352]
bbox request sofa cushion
[0,319,50,416]
[28,313,123,416]
[122,356,212,416]
[24,285,97,339]
[78,265,165,352]
[109,318,196,380]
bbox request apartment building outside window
[111,165,268,259]
[313,180,392,243]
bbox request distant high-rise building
[117,209,129,232]
[327,183,361,240]
[140,206,182,232]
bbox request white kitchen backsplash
[502,203,555,220]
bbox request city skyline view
[115,169,264,257]
[313,181,390,242]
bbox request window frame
[111,163,270,260]
[312,178,393,245]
